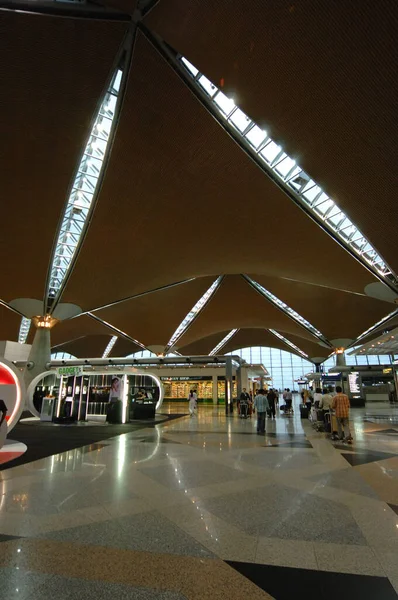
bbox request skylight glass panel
[245,124,267,149]
[303,184,322,203]
[269,329,308,358]
[209,329,238,355]
[102,335,118,358]
[18,317,31,344]
[259,140,281,163]
[165,277,223,351]
[314,198,335,217]
[181,57,199,76]
[229,108,251,132]
[213,91,235,115]
[47,68,123,300]
[178,55,397,286]
[198,75,218,97]
[275,155,296,177]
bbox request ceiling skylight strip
[268,329,309,358]
[351,308,398,346]
[243,275,332,347]
[87,313,148,351]
[102,335,118,358]
[47,67,123,304]
[209,329,238,355]
[179,56,398,289]
[165,276,224,352]
[18,317,31,344]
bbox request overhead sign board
[56,366,83,377]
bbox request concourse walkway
[0,399,397,599]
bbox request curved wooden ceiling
[146,0,398,274]
[0,11,127,304]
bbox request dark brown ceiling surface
[214,327,329,360]
[51,314,116,347]
[278,332,330,361]
[178,331,228,356]
[252,274,392,342]
[0,305,23,343]
[62,31,378,311]
[175,275,321,350]
[0,12,127,304]
[221,328,294,357]
[147,0,398,275]
[94,276,216,347]
[109,337,142,357]
[52,334,112,357]
[355,313,398,346]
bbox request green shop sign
[56,366,83,377]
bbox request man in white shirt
[319,391,333,411]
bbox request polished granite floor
[0,399,397,599]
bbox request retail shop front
[158,364,269,404]
[27,366,163,424]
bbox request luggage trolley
[324,409,339,440]
[240,399,248,419]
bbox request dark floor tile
[387,503,398,516]
[0,533,23,542]
[227,561,398,600]
[341,451,397,466]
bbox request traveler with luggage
[285,389,293,413]
[332,386,353,443]
[254,389,269,434]
[239,388,250,418]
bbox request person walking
[188,389,197,417]
[240,388,250,419]
[254,389,269,434]
[332,386,353,443]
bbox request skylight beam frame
[45,25,138,314]
[164,276,224,353]
[139,23,398,295]
[209,329,239,355]
[242,274,333,348]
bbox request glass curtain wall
[227,347,313,391]
[228,347,395,391]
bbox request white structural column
[24,317,57,388]
[212,374,218,404]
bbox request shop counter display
[130,401,156,420]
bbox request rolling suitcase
[299,404,309,419]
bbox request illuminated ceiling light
[46,66,124,306]
[243,275,331,347]
[268,329,309,358]
[209,329,238,355]
[165,277,223,352]
[179,55,398,289]
[18,317,31,344]
[102,335,118,358]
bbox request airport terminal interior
[1,1,398,598]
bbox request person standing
[188,389,197,417]
[267,388,277,419]
[0,399,8,450]
[254,389,269,434]
[332,386,353,443]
